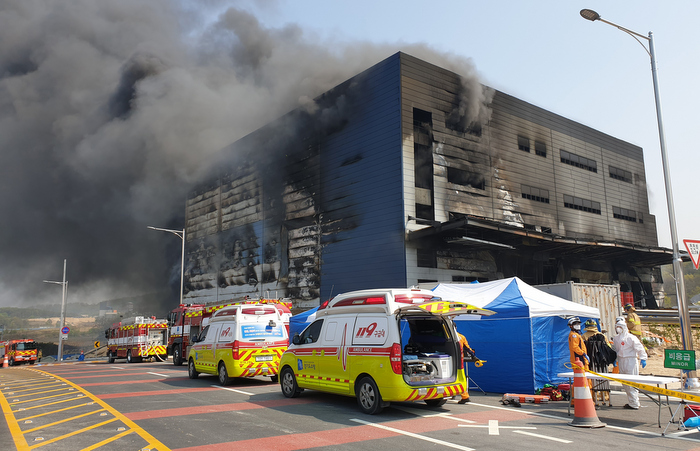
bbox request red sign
[683,240,700,270]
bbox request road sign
[61,334,68,340]
[61,326,70,334]
[684,240,700,269]
[94,341,100,348]
[665,349,696,370]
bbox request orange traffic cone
[569,358,606,428]
[2,354,8,368]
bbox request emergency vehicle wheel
[29,361,35,365]
[127,350,141,363]
[218,362,231,386]
[188,358,198,379]
[356,376,383,414]
[8,359,13,367]
[425,398,447,407]
[173,346,183,366]
[280,367,301,398]
[108,352,115,364]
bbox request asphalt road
[1,359,700,450]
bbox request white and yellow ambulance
[187,304,288,385]
[279,288,494,414]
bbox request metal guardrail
[637,309,700,324]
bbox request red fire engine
[167,298,292,366]
[0,339,38,366]
[105,316,168,363]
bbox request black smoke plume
[0,0,491,312]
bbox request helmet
[567,317,581,327]
[584,319,597,330]
[624,303,634,311]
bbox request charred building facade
[183,52,670,308]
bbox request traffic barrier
[2,354,8,368]
[569,358,606,428]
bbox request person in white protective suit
[612,317,648,410]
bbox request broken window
[417,249,437,268]
[447,167,485,190]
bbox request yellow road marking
[11,391,80,405]
[80,429,134,451]
[27,368,169,450]
[4,383,64,393]
[12,387,75,398]
[28,417,118,449]
[18,402,95,421]
[0,380,30,450]
[12,395,85,412]
[22,408,106,433]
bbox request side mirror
[104,330,109,339]
[292,334,301,345]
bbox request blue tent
[433,277,600,394]
[289,307,318,338]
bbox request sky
[2,0,698,309]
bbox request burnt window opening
[563,194,601,214]
[613,206,637,222]
[535,141,547,157]
[521,184,550,203]
[418,279,438,285]
[639,213,644,224]
[415,203,434,221]
[413,108,432,129]
[517,135,530,152]
[609,166,633,183]
[417,249,437,268]
[413,108,434,191]
[561,150,597,173]
[447,167,485,190]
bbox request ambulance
[187,303,289,385]
[278,288,494,414]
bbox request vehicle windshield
[16,342,37,351]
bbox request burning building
[182,52,670,308]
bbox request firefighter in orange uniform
[567,316,592,396]
[457,332,473,404]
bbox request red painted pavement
[126,398,319,420]
[80,377,190,386]
[98,387,220,399]
[170,412,531,450]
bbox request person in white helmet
[612,317,648,409]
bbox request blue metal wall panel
[319,53,406,298]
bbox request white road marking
[351,418,474,451]
[111,366,125,369]
[513,430,572,443]
[147,372,169,378]
[459,425,536,430]
[212,385,254,395]
[391,406,475,423]
[488,420,499,435]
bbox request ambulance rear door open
[396,302,494,385]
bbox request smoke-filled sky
[3,0,700,309]
[0,0,490,309]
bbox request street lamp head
[580,9,600,22]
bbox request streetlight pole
[580,9,695,387]
[43,259,68,362]
[148,226,186,305]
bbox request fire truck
[167,298,292,366]
[0,339,38,366]
[105,316,168,363]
